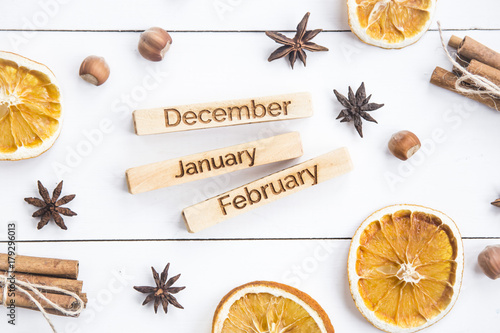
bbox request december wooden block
[182,148,353,233]
[126,132,303,194]
[133,92,313,135]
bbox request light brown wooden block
[182,148,353,233]
[133,92,313,135]
[126,132,303,194]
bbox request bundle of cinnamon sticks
[430,35,500,111]
[0,253,87,317]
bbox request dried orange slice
[0,51,63,160]
[212,281,335,333]
[348,204,464,332]
[347,0,436,48]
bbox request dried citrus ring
[347,205,464,332]
[0,51,63,160]
[347,0,436,49]
[348,204,464,333]
[212,281,335,333]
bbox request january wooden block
[133,92,313,135]
[182,147,353,233]
[126,132,303,194]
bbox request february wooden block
[133,92,313,135]
[126,132,303,194]
[182,148,353,233]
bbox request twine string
[437,21,500,100]
[0,273,84,333]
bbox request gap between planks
[0,236,497,243]
[0,28,499,33]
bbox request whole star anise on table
[333,82,384,138]
[265,12,329,69]
[133,264,185,314]
[24,181,77,230]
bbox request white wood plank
[0,239,497,332]
[0,0,499,31]
[1,30,500,240]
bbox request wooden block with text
[126,132,303,194]
[182,148,353,233]
[133,92,313,135]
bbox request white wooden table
[1,1,500,332]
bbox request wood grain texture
[133,92,313,135]
[183,148,353,233]
[126,132,303,194]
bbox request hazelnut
[388,130,421,161]
[138,27,172,62]
[79,56,110,86]
[478,245,500,279]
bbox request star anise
[492,199,500,207]
[133,264,185,314]
[24,181,77,230]
[265,12,329,69]
[333,82,384,138]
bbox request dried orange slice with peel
[0,51,63,160]
[348,204,464,333]
[347,0,437,49]
[212,281,335,333]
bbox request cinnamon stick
[0,271,83,294]
[467,59,500,86]
[455,54,470,68]
[0,286,86,317]
[430,66,500,111]
[0,254,79,279]
[448,35,463,49]
[458,36,500,71]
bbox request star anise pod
[24,181,77,230]
[492,199,500,207]
[134,264,185,314]
[265,12,329,69]
[333,82,384,138]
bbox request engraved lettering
[213,108,227,122]
[269,180,285,195]
[198,159,211,173]
[199,110,211,124]
[246,148,256,167]
[182,111,197,125]
[164,109,181,127]
[211,156,225,169]
[174,149,258,178]
[217,164,319,214]
[162,100,295,127]
[251,100,266,118]
[228,106,250,121]
[233,195,247,209]
[284,174,299,189]
[185,162,198,175]
[218,195,232,215]
[225,153,237,166]
[268,102,282,116]
[283,101,291,115]
[245,187,262,205]
[175,160,185,178]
